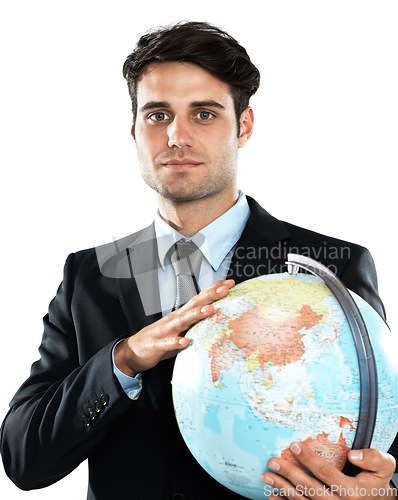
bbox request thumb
[348,449,396,477]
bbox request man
[1,21,397,500]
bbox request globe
[172,263,398,500]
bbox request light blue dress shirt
[112,191,250,399]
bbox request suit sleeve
[0,253,134,490]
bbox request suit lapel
[114,224,177,412]
[228,196,292,283]
[115,224,162,333]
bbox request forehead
[136,61,234,108]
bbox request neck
[157,187,238,237]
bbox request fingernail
[290,442,301,455]
[216,286,225,294]
[349,450,363,461]
[268,460,280,471]
[261,474,274,485]
[201,305,210,314]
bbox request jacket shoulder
[280,219,367,274]
[69,224,154,279]
[282,220,361,249]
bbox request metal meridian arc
[286,253,378,476]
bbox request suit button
[82,414,90,427]
[87,407,96,420]
[171,494,185,500]
[94,400,102,413]
[100,394,109,407]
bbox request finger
[291,442,345,487]
[262,470,308,500]
[262,469,311,500]
[152,279,235,355]
[166,303,214,338]
[166,279,235,330]
[143,306,208,356]
[262,457,335,500]
[281,442,349,490]
[348,449,396,478]
[185,279,235,308]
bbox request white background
[0,1,396,497]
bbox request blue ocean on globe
[172,272,398,499]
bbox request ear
[130,111,136,140]
[237,106,254,148]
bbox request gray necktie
[170,240,203,309]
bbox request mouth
[161,159,203,170]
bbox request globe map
[172,272,398,499]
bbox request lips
[162,159,203,169]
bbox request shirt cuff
[112,341,143,400]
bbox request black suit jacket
[1,197,396,499]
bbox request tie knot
[170,240,203,278]
[169,240,204,309]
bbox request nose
[167,116,194,149]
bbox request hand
[261,442,396,500]
[114,279,235,377]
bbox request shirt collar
[154,191,250,271]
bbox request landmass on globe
[193,276,353,467]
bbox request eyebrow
[140,101,169,112]
[190,100,225,110]
[139,100,226,112]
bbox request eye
[148,112,168,122]
[196,111,214,120]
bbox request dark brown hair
[123,21,260,135]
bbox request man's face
[133,61,252,203]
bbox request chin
[156,182,212,203]
[161,191,207,203]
